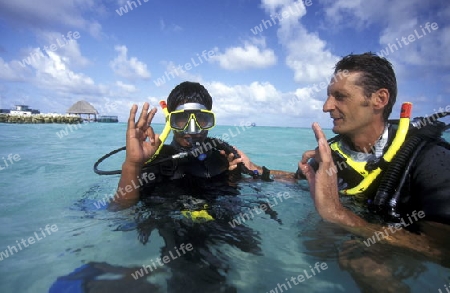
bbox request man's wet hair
[167,81,213,112]
[334,52,397,121]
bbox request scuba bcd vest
[328,103,450,221]
[93,136,272,181]
[141,137,233,179]
[331,102,412,196]
[140,137,271,181]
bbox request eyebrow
[327,88,349,97]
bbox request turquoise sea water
[0,123,449,293]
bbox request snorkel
[145,101,171,164]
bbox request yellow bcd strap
[181,204,214,223]
[330,142,369,176]
[337,102,412,196]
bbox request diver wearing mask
[141,101,237,198]
[110,81,270,210]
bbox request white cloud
[0,58,31,82]
[0,40,148,116]
[322,0,376,29]
[159,18,183,32]
[0,0,104,38]
[92,97,122,116]
[210,38,277,70]
[204,81,325,126]
[110,45,151,81]
[90,95,163,122]
[0,39,104,97]
[284,30,338,83]
[260,0,339,84]
[115,81,137,93]
[33,50,107,95]
[35,31,90,68]
[322,0,450,66]
[160,61,204,84]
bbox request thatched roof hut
[67,100,98,122]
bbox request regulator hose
[94,100,172,176]
[385,140,428,219]
[370,119,448,216]
[369,135,424,214]
[93,146,126,175]
[92,137,266,179]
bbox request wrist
[122,160,142,172]
[317,204,347,224]
[256,166,272,181]
[252,165,263,175]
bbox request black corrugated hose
[369,117,448,219]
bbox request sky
[0,0,449,128]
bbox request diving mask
[169,103,215,134]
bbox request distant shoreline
[0,113,83,124]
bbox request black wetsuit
[312,124,450,225]
[52,139,266,293]
[405,140,450,224]
[139,138,242,203]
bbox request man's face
[173,130,208,148]
[324,72,375,136]
[170,102,209,148]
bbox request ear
[372,88,389,110]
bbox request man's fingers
[127,104,138,131]
[222,152,242,170]
[146,107,157,126]
[145,126,156,144]
[318,137,333,164]
[231,158,242,165]
[311,122,331,164]
[299,164,316,199]
[312,122,327,143]
[136,102,150,129]
[143,108,157,144]
[301,150,316,164]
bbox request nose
[323,96,335,113]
